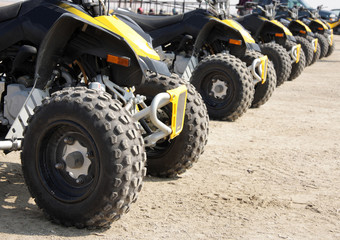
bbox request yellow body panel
[167,85,188,139]
[222,19,256,43]
[259,55,268,84]
[295,44,301,63]
[59,3,160,60]
[95,16,160,59]
[329,20,340,29]
[296,20,312,32]
[270,20,293,36]
[313,38,318,53]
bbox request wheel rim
[200,71,235,109]
[37,120,99,203]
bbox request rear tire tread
[260,42,292,87]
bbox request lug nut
[55,163,64,170]
[76,176,85,184]
[64,137,74,145]
[86,151,94,159]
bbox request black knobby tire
[21,87,146,229]
[295,35,314,66]
[260,42,292,87]
[306,35,321,65]
[325,36,335,57]
[134,73,209,178]
[240,50,277,108]
[289,49,306,80]
[282,40,306,81]
[314,33,329,59]
[190,53,254,121]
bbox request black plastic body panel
[116,9,250,56]
[236,14,287,43]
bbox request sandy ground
[0,3,339,238]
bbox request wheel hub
[210,79,228,99]
[65,151,84,169]
[61,139,91,180]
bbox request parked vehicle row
[0,0,335,229]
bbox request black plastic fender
[258,20,286,42]
[288,20,310,36]
[236,14,291,43]
[193,18,248,57]
[309,20,326,34]
[34,13,169,89]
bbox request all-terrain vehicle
[0,0,209,228]
[299,6,335,58]
[274,4,320,66]
[275,0,339,28]
[265,0,335,58]
[114,1,276,121]
[235,1,305,85]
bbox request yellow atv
[299,6,335,58]
[236,1,305,85]
[0,0,208,228]
[275,5,320,66]
[114,4,275,121]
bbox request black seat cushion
[0,2,23,23]
[114,9,184,32]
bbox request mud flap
[6,88,48,140]
[182,56,199,81]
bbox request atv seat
[0,2,23,23]
[114,9,184,32]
